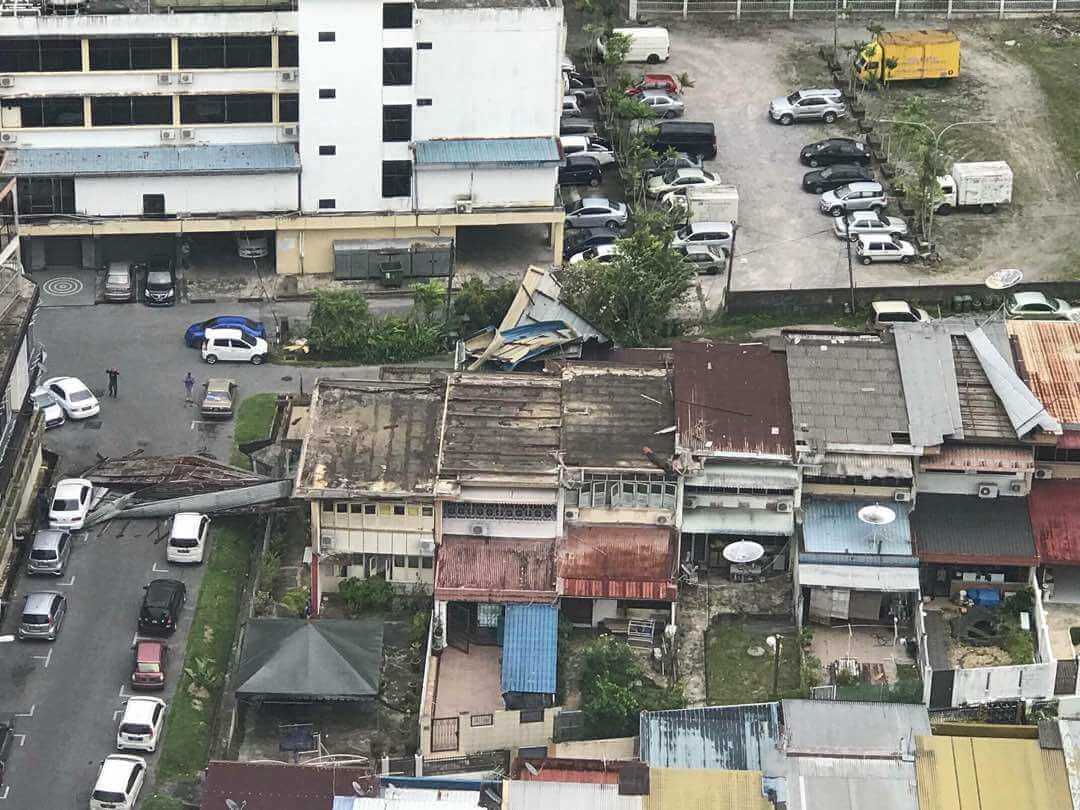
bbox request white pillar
[894,0,900,17]
[789,0,795,19]
[1053,0,1058,12]
[682,0,688,19]
[629,0,639,20]
[946,0,952,18]
[999,0,1005,18]
[736,0,742,19]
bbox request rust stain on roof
[557,525,677,601]
[435,535,556,602]
[1029,479,1080,564]
[1009,321,1080,427]
[511,757,634,784]
[919,443,1034,473]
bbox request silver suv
[17,591,67,641]
[27,529,72,576]
[769,88,846,125]
[819,181,887,216]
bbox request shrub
[338,576,395,615]
[578,636,683,738]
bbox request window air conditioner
[893,491,912,503]
[656,515,670,525]
[1034,468,1053,480]
[470,524,485,537]
[977,483,999,499]
[775,501,792,513]
[179,128,196,140]
[160,129,176,141]
[454,195,473,214]
[564,508,579,521]
[157,73,173,85]
[319,534,334,551]
[178,73,193,85]
[684,496,696,508]
[0,76,14,88]
[281,125,299,139]
[0,132,16,144]
[1009,481,1024,493]
[281,69,298,82]
[418,538,435,555]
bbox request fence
[634,0,1080,19]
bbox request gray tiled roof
[4,143,299,177]
[910,493,1037,564]
[784,335,909,450]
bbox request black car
[143,256,177,307]
[566,72,598,103]
[559,154,602,187]
[138,578,186,634]
[799,137,871,168]
[641,152,702,180]
[802,164,874,194]
[0,715,13,786]
[563,227,619,260]
[560,115,597,136]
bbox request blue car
[184,316,266,348]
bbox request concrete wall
[916,471,1027,498]
[419,689,556,757]
[0,11,296,37]
[416,166,557,211]
[274,223,454,276]
[74,172,297,216]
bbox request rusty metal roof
[294,377,446,498]
[560,364,674,468]
[434,535,556,602]
[557,525,677,601]
[439,372,562,480]
[1009,321,1080,428]
[511,757,631,784]
[673,341,794,459]
[201,761,373,810]
[919,443,1034,473]
[1029,480,1080,564]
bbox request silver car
[833,210,908,242]
[640,89,684,119]
[17,591,67,641]
[564,197,629,229]
[27,529,72,576]
[819,181,887,216]
[769,88,845,125]
[670,221,733,251]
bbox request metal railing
[634,0,1080,18]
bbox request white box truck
[683,185,740,225]
[936,161,1012,214]
[597,27,670,64]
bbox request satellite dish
[858,504,896,526]
[524,761,540,776]
[984,268,1023,290]
[353,781,365,795]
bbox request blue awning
[4,143,300,177]
[414,137,560,168]
[501,604,557,695]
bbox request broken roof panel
[1028,480,1080,565]
[1009,321,1080,429]
[951,328,1017,440]
[294,378,445,498]
[639,703,784,773]
[557,525,677,601]
[910,493,1037,565]
[673,341,794,459]
[434,536,556,602]
[560,364,674,468]
[968,327,1061,437]
[893,321,964,446]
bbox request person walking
[184,371,195,405]
[105,367,119,398]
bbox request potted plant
[432,615,446,655]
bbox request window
[442,501,557,521]
[319,88,336,99]
[393,505,406,516]
[142,194,165,215]
[17,178,75,215]
[382,105,411,142]
[394,555,406,568]
[179,94,273,124]
[91,97,172,126]
[322,501,333,512]
[319,145,337,156]
[319,199,336,209]
[417,42,433,50]
[406,505,419,517]
[336,503,348,513]
[89,37,171,71]
[470,714,494,727]
[381,160,412,198]
[421,557,433,569]
[416,98,432,107]
[408,556,419,568]
[318,31,336,42]
[278,35,299,67]
[364,504,377,515]
[279,92,299,122]
[350,503,363,513]
[0,38,81,73]
[178,36,272,69]
[383,3,413,28]
[382,48,412,86]
[8,97,84,128]
[520,709,544,724]
[421,506,434,517]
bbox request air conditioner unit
[157,73,173,85]
[0,132,16,144]
[893,491,912,503]
[160,129,176,141]
[281,125,299,139]
[418,538,435,555]
[454,195,473,214]
[1009,481,1024,493]
[684,497,696,509]
[281,69,298,82]
[179,128,195,140]
[656,514,670,525]
[178,73,193,85]
[564,508,578,521]
[319,534,334,551]
[0,76,14,88]
[470,524,486,537]
[775,501,792,513]
[1035,468,1054,480]
[977,483,999,499]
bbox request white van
[597,27,670,64]
[201,327,269,365]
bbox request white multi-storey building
[0,0,565,276]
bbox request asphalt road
[0,297,379,808]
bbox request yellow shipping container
[854,29,961,84]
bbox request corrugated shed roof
[639,703,784,773]
[910,494,1037,565]
[684,463,799,491]
[501,604,557,695]
[644,768,772,810]
[1009,321,1080,429]
[504,781,642,810]
[673,341,794,459]
[814,452,914,480]
[6,143,300,176]
[802,498,913,557]
[785,756,918,810]
[919,444,1034,473]
[951,330,1016,440]
[557,525,677,601]
[494,265,607,347]
[797,563,920,591]
[781,700,930,757]
[560,364,674,468]
[434,536,555,602]
[915,734,1071,810]
[681,509,794,537]
[413,137,560,166]
[1028,480,1080,564]
[969,328,1061,437]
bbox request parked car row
[30,376,100,431]
[103,257,177,306]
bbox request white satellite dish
[857,504,896,526]
[353,781,366,795]
[984,268,1023,290]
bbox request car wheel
[823,112,837,124]
[979,203,996,213]
[204,354,218,365]
[829,206,843,217]
[605,220,618,229]
[814,185,824,194]
[861,256,873,265]
[937,204,952,215]
[809,158,820,168]
[779,114,794,126]
[251,354,265,365]
[901,255,912,264]
[589,177,600,187]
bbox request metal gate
[1056,659,1079,696]
[431,717,460,753]
[929,668,955,709]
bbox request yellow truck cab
[854,30,960,85]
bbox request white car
[30,387,65,429]
[201,327,269,365]
[647,168,721,198]
[568,243,620,265]
[560,135,616,167]
[855,234,917,265]
[670,221,733,251]
[90,754,146,810]
[833,210,909,242]
[117,697,166,753]
[48,478,94,530]
[40,376,99,420]
[167,512,210,564]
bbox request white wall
[5,124,288,149]
[950,662,1056,705]
[0,11,296,37]
[917,471,1027,498]
[416,166,556,210]
[0,70,289,98]
[74,172,297,216]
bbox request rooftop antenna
[858,503,896,554]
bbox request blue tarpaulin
[501,604,558,695]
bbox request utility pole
[722,220,737,314]
[843,207,855,314]
[833,0,840,65]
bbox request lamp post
[876,119,994,246]
[766,634,783,697]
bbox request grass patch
[155,518,254,782]
[705,620,802,704]
[229,392,277,468]
[698,311,864,341]
[141,796,186,810]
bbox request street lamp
[766,634,783,697]
[876,119,995,246]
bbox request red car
[626,73,680,97]
[132,640,168,690]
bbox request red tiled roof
[557,525,677,601]
[1009,321,1080,427]
[201,761,373,810]
[1029,480,1080,564]
[435,536,556,602]
[510,757,635,784]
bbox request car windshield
[137,662,161,673]
[567,200,584,213]
[69,389,92,403]
[30,549,57,560]
[146,271,172,287]
[52,498,79,511]
[582,249,597,260]
[676,226,691,239]
[786,92,801,104]
[812,142,829,151]
[661,170,679,183]
[120,723,152,735]
[22,612,49,625]
[32,391,53,407]
[170,536,198,548]
[107,271,128,283]
[93,791,127,803]
[145,583,175,607]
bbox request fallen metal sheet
[87,480,293,525]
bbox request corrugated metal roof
[784,756,918,810]
[684,463,799,491]
[951,329,1017,441]
[802,498,913,556]
[781,700,930,757]
[915,734,1071,810]
[434,536,555,602]
[557,525,677,601]
[1009,321,1080,429]
[814,452,913,480]
[894,322,964,447]
[639,703,784,773]
[969,328,1061,437]
[797,563,920,591]
[501,604,557,695]
[413,137,560,167]
[503,781,642,810]
[5,143,299,177]
[644,768,772,810]
[203,761,372,810]
[910,494,1037,565]
[673,341,794,459]
[919,443,1034,473]
[1029,480,1080,564]
[511,757,628,784]
[680,509,794,537]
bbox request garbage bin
[379,261,404,288]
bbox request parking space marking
[59,576,76,587]
[0,634,14,643]
[13,734,26,747]
[152,563,169,574]
[0,785,9,799]
[113,709,124,721]
[118,685,133,699]
[14,705,34,718]
[74,531,89,544]
[31,648,52,668]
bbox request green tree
[892,96,945,238]
[557,227,695,347]
[578,637,684,738]
[452,276,517,335]
[338,575,395,615]
[307,289,372,357]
